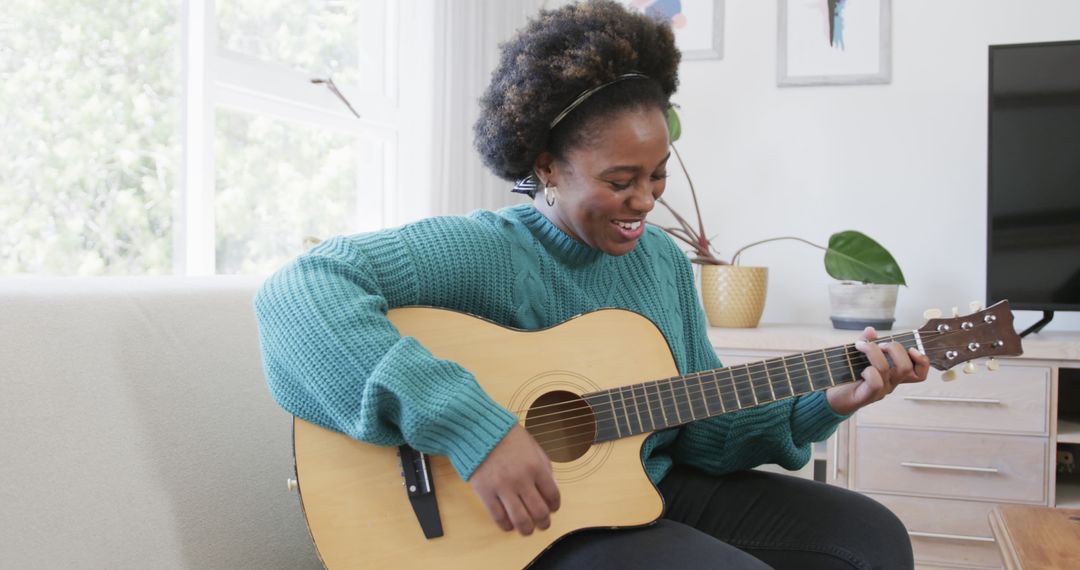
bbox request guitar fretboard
[582,332,920,442]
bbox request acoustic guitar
[291,301,1021,569]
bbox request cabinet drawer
[853,427,1048,503]
[855,365,1049,435]
[867,493,1003,568]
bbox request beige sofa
[0,277,319,569]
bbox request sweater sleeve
[253,219,519,480]
[663,240,849,474]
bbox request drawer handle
[900,461,999,474]
[908,530,995,543]
[903,395,1002,405]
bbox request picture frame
[777,0,892,86]
[620,0,725,60]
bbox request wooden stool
[988,505,1080,569]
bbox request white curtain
[432,0,545,215]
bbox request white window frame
[178,0,413,275]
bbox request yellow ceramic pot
[700,265,768,328]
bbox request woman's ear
[533,151,557,186]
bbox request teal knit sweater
[254,204,846,484]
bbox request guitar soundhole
[524,391,595,463]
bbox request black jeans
[532,465,914,569]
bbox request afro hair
[473,0,681,182]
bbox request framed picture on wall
[778,0,891,86]
[620,0,724,60]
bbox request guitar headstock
[917,300,1022,371]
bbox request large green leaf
[824,231,906,285]
[666,106,682,142]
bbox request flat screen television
[986,40,1080,334]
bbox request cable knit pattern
[254,204,847,483]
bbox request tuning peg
[942,369,957,382]
[923,308,942,319]
[963,362,977,374]
[952,306,960,317]
[969,301,983,312]
[987,358,999,371]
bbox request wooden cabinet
[708,324,1080,570]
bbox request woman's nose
[629,184,656,213]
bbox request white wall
[654,0,1080,332]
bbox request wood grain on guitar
[292,302,1021,569]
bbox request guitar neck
[583,330,922,442]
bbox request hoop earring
[543,185,558,207]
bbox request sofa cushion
[0,276,319,569]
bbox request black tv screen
[987,40,1080,312]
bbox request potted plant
[657,108,907,329]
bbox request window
[1,0,181,275]
[2,0,408,276]
[213,110,380,275]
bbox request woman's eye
[651,173,669,181]
[608,180,633,190]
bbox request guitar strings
[520,353,999,452]
[513,329,921,424]
[510,324,983,422]
[518,336,998,443]
[513,326,1003,440]
[509,329,927,417]
[524,335,966,456]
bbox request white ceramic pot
[828,282,898,330]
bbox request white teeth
[615,220,641,230]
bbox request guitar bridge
[398,445,444,539]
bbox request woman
[255,2,929,568]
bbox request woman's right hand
[469,424,561,535]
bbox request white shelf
[1057,481,1080,508]
[1060,417,1080,444]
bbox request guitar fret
[711,371,727,413]
[767,358,792,400]
[812,351,829,392]
[746,366,759,406]
[801,356,815,393]
[638,383,657,432]
[626,386,643,434]
[740,367,756,408]
[607,391,622,438]
[650,381,670,429]
[665,380,682,425]
[673,377,691,423]
[696,373,712,416]
[849,350,871,376]
[726,369,739,409]
[843,345,857,381]
[764,361,778,401]
[686,375,709,419]
[781,357,796,397]
[618,388,633,436]
[679,378,695,421]
[721,369,739,412]
[681,377,697,421]
[749,362,772,405]
[826,348,852,384]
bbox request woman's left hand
[826,327,931,416]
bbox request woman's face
[536,107,671,257]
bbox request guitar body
[293,307,679,569]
